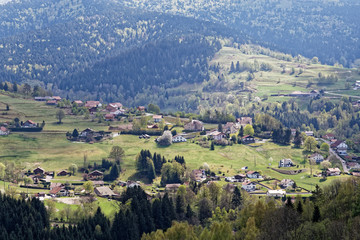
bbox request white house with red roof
[0,126,9,135]
[242,180,256,192]
[331,140,348,155]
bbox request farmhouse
[172,135,187,143]
[105,114,115,121]
[279,179,294,189]
[50,182,63,190]
[79,128,95,138]
[242,181,256,192]
[331,140,348,155]
[246,171,262,179]
[85,101,101,108]
[279,159,294,168]
[46,100,57,105]
[208,131,225,141]
[94,186,117,197]
[291,129,297,136]
[33,167,45,175]
[0,126,9,136]
[49,186,68,197]
[57,170,69,176]
[242,135,255,144]
[52,96,62,102]
[22,120,37,128]
[267,189,286,197]
[223,122,238,134]
[327,168,341,176]
[88,170,104,180]
[153,115,163,123]
[237,117,253,126]
[73,100,84,106]
[184,120,204,131]
[192,169,206,182]
[309,153,324,164]
[106,103,122,112]
[165,184,181,193]
[137,106,146,111]
[323,133,335,141]
[304,131,314,136]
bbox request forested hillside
[121,0,360,67]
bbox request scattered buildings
[184,120,204,131]
[331,140,348,155]
[279,159,294,168]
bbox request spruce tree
[312,205,321,222]
[231,186,242,209]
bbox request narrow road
[325,91,360,99]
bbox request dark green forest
[3,179,360,240]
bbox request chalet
[192,169,206,182]
[305,131,314,136]
[223,122,238,134]
[33,167,45,175]
[165,184,181,193]
[242,135,255,144]
[52,96,62,102]
[234,174,246,182]
[0,126,9,136]
[49,186,68,197]
[237,117,253,126]
[309,153,324,164]
[279,179,294,189]
[327,168,341,176]
[73,100,84,106]
[46,100,57,105]
[153,115,163,123]
[267,189,286,197]
[57,170,69,176]
[105,114,115,121]
[323,133,335,141]
[88,170,104,180]
[246,171,262,179]
[242,181,256,192]
[22,120,37,128]
[172,135,187,143]
[279,159,294,168]
[85,101,101,108]
[94,186,117,197]
[79,128,95,138]
[184,120,204,131]
[137,106,146,111]
[106,103,122,112]
[208,131,226,141]
[50,182,63,190]
[331,140,348,155]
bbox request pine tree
[312,205,321,222]
[3,83,8,91]
[230,62,235,73]
[210,141,215,151]
[147,159,156,182]
[286,197,294,208]
[231,186,242,209]
[296,200,303,214]
[239,126,244,137]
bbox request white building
[267,189,286,197]
[172,135,187,143]
[242,181,256,192]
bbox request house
[310,90,320,98]
[33,167,45,175]
[57,170,69,176]
[50,182,63,190]
[79,128,95,138]
[192,169,206,182]
[85,101,101,108]
[94,186,117,197]
[242,135,255,144]
[34,96,53,101]
[327,168,341,176]
[127,181,140,188]
[267,189,286,197]
[310,153,324,164]
[52,96,62,102]
[352,172,360,177]
[246,171,262,179]
[331,140,348,155]
[304,131,314,136]
[237,117,253,126]
[92,181,104,186]
[242,181,256,192]
[234,174,246,182]
[323,133,335,141]
[22,120,37,128]
[165,184,181,193]
[0,126,9,136]
[279,159,294,168]
[46,100,57,105]
[223,122,238,134]
[105,114,115,121]
[73,100,84,106]
[208,131,226,141]
[147,124,159,129]
[88,170,104,180]
[291,129,297,136]
[172,135,187,143]
[106,103,122,112]
[153,115,163,123]
[137,106,146,111]
[49,186,68,197]
[184,120,204,131]
[279,179,294,189]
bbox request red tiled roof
[49,186,62,195]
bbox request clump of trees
[157,131,172,146]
